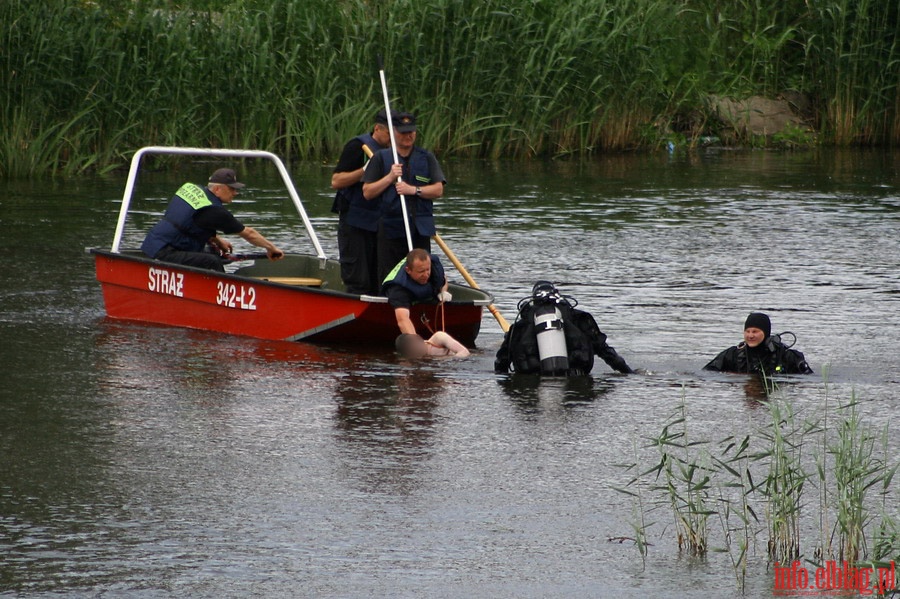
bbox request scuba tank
[531,281,569,375]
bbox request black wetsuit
[703,336,813,375]
[494,301,633,375]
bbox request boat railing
[110,146,326,261]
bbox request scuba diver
[703,312,813,375]
[494,281,634,376]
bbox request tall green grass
[2,0,899,177]
[801,0,900,144]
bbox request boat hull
[92,250,487,346]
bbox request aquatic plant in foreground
[615,377,900,592]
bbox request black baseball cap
[208,168,246,189]
[393,112,417,133]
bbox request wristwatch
[415,186,422,197]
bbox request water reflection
[697,369,780,405]
[94,321,241,403]
[333,368,443,495]
[496,373,616,409]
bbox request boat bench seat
[250,276,323,287]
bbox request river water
[1,148,898,597]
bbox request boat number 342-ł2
[216,281,257,310]
[147,266,257,311]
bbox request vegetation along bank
[3,0,898,176]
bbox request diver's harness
[736,331,800,375]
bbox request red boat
[90,147,493,346]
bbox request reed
[711,434,758,591]
[616,379,899,591]
[2,0,899,176]
[824,397,896,564]
[642,396,713,556]
[800,0,900,144]
[613,439,653,560]
[754,397,809,562]
[830,401,868,564]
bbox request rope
[418,302,447,335]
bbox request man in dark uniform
[382,248,451,335]
[703,312,813,375]
[331,110,392,294]
[141,168,283,272]
[362,111,446,283]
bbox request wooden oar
[432,233,510,333]
[249,276,322,286]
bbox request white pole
[377,57,414,252]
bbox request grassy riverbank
[2,0,898,176]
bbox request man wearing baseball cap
[142,167,284,271]
[361,110,447,283]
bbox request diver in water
[703,312,813,375]
[494,281,634,376]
